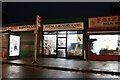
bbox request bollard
[2,51,5,58]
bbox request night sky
[2,2,120,25]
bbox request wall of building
[18,31,34,58]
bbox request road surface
[2,64,119,79]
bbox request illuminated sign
[43,22,84,31]
[89,16,120,28]
[0,25,36,32]
[9,35,20,57]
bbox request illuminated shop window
[89,34,119,55]
[44,31,56,35]
[58,31,66,37]
[9,35,20,57]
[43,32,57,55]
[67,31,83,56]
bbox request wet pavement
[2,64,119,78]
[1,58,120,75]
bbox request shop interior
[89,34,119,56]
[43,31,84,58]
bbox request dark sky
[2,2,120,24]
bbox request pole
[34,32,38,62]
[32,30,38,64]
[32,15,41,64]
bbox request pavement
[1,57,120,75]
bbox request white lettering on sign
[43,22,84,31]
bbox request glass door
[57,38,66,57]
[57,31,67,58]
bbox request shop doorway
[57,37,66,57]
[57,31,67,58]
[42,31,84,59]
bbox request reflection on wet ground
[2,64,119,78]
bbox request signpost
[32,15,41,64]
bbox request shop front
[1,24,36,59]
[42,22,86,59]
[88,15,120,60]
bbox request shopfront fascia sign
[89,16,120,29]
[43,22,84,31]
[0,25,36,32]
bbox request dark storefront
[1,25,36,58]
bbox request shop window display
[89,34,119,55]
[43,35,57,55]
[9,35,20,57]
[67,32,83,56]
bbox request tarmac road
[2,64,119,79]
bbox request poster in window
[9,35,20,57]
